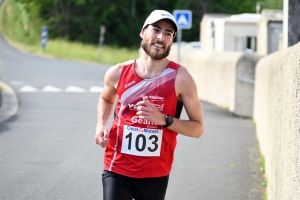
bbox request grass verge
[0,0,139,65]
[259,153,268,200]
[10,38,139,65]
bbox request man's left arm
[167,66,204,138]
[136,66,204,138]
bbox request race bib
[121,125,163,156]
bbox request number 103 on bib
[121,125,163,156]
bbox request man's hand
[95,125,110,148]
[136,97,165,126]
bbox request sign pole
[173,10,192,64]
[177,29,182,63]
[99,25,106,61]
[41,26,48,52]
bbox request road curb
[0,81,18,124]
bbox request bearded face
[141,37,172,60]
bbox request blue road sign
[173,10,192,29]
[41,26,48,50]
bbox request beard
[141,38,171,60]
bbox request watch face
[163,115,173,128]
[166,115,173,123]
[166,115,173,125]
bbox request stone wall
[169,42,300,198]
[168,46,261,117]
[253,42,300,199]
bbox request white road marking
[19,85,39,92]
[65,86,86,92]
[89,86,103,93]
[10,81,24,85]
[42,85,63,92]
[15,84,103,93]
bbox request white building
[200,14,231,51]
[201,13,261,53]
[214,13,260,52]
[256,9,283,55]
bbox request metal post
[99,25,106,61]
[283,0,289,48]
[131,0,136,17]
[283,0,300,47]
[256,2,261,13]
[177,29,182,63]
[41,26,48,52]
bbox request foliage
[260,0,283,10]
[43,39,139,64]
[0,0,42,45]
[1,0,283,48]
[259,153,268,200]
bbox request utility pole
[283,0,300,47]
[98,25,106,61]
[131,0,136,17]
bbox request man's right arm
[95,63,123,148]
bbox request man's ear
[140,29,145,39]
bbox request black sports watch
[163,115,173,128]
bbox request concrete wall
[168,46,261,117]
[253,42,300,199]
[168,42,300,198]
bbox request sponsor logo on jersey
[125,80,136,88]
[126,125,159,133]
[128,103,164,111]
[128,103,138,111]
[131,116,157,126]
[144,95,164,101]
[153,104,164,111]
[128,95,164,111]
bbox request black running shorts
[102,170,169,200]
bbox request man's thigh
[102,170,133,200]
[131,174,169,200]
[102,170,169,200]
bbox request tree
[12,0,280,48]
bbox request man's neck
[135,53,170,79]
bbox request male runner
[95,10,204,200]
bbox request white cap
[142,10,178,33]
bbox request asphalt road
[0,35,264,200]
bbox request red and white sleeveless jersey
[104,60,183,178]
